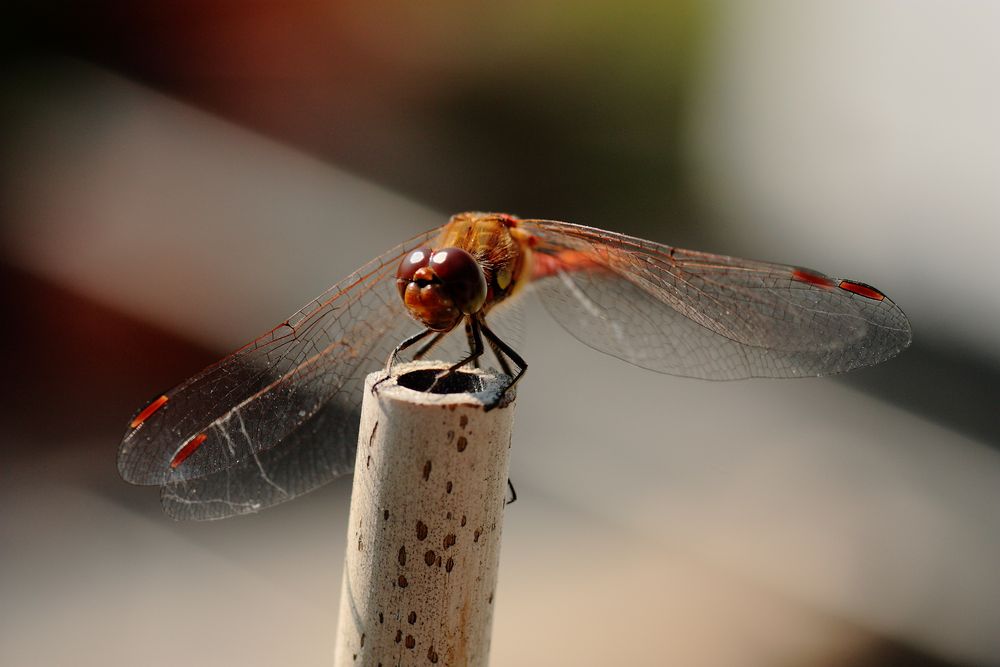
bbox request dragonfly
[118,212,912,520]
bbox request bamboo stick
[334,361,516,666]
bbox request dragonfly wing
[158,301,521,520]
[159,313,458,519]
[520,219,912,380]
[118,229,441,489]
[160,394,360,519]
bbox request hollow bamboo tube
[334,361,516,667]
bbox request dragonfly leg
[465,321,482,370]
[505,477,517,506]
[373,328,436,395]
[430,317,485,391]
[412,330,448,361]
[479,318,527,411]
[486,336,512,376]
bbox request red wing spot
[532,250,604,279]
[170,433,207,469]
[498,213,520,227]
[838,280,886,301]
[791,269,835,289]
[130,395,169,429]
[531,252,559,278]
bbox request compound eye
[397,247,433,293]
[429,247,487,314]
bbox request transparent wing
[118,229,444,490]
[160,389,361,519]
[158,313,424,520]
[520,219,912,380]
[118,225,529,520]
[157,296,525,521]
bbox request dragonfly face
[396,246,487,331]
[119,211,912,520]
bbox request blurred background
[2,1,999,665]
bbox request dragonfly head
[396,246,487,331]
